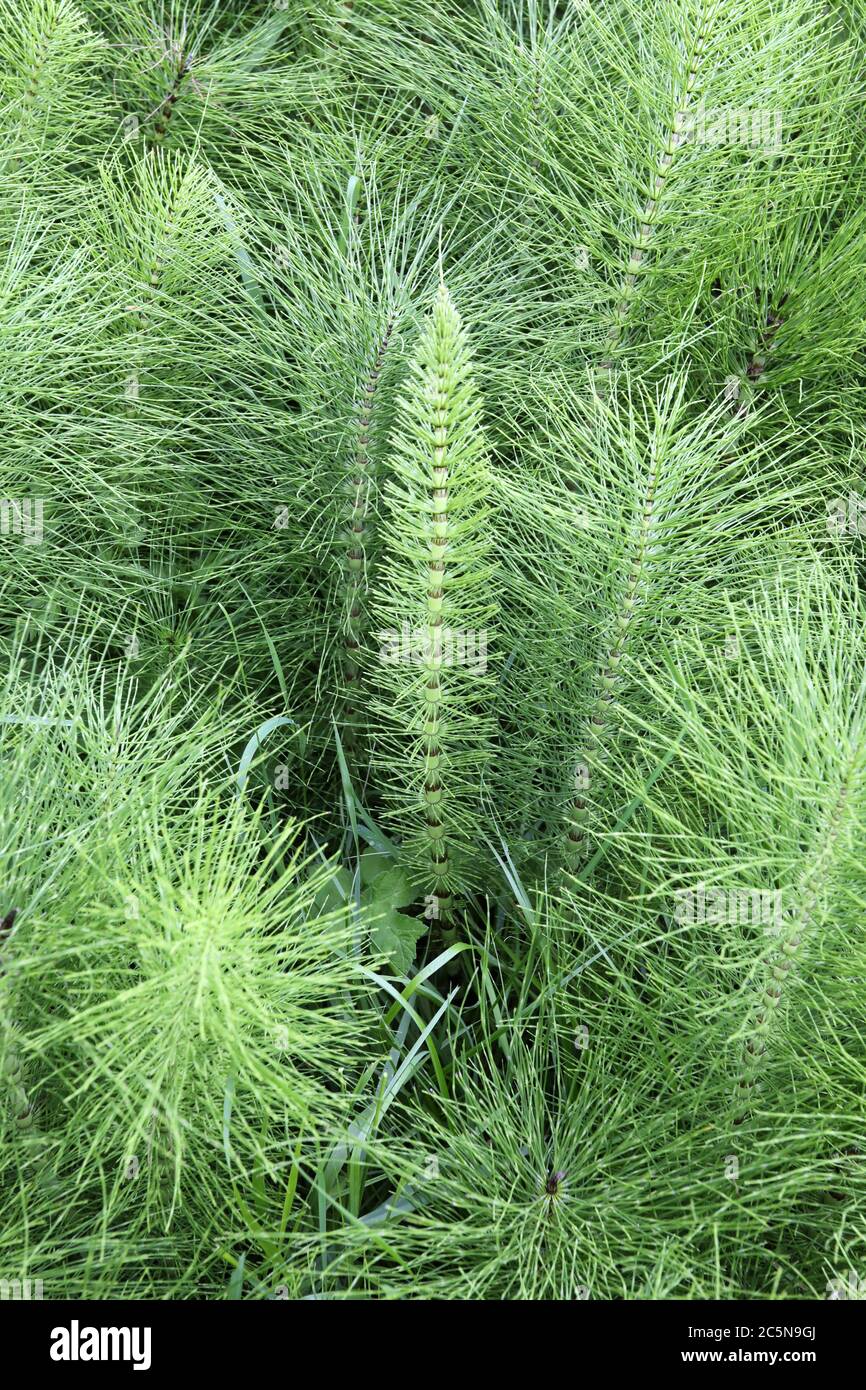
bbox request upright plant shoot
[373,285,496,922]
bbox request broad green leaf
[372,907,427,975]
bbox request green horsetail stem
[375,284,495,920]
[733,778,853,1125]
[342,314,396,757]
[595,0,720,396]
[422,295,457,917]
[563,456,659,878]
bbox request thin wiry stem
[734,773,853,1124]
[563,455,659,875]
[595,0,720,394]
[732,292,789,419]
[342,314,396,756]
[152,45,191,141]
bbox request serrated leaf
[359,848,392,889]
[367,864,416,910]
[372,908,427,975]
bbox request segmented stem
[595,0,718,394]
[152,48,190,141]
[422,332,455,920]
[563,458,658,874]
[732,293,789,419]
[376,285,492,921]
[733,776,853,1123]
[342,316,395,752]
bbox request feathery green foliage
[372,284,497,914]
[1,0,866,1304]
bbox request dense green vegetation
[2,0,866,1300]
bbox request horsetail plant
[341,310,398,762]
[594,0,722,395]
[502,373,824,889]
[612,563,866,1133]
[373,284,496,921]
[3,0,866,1307]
